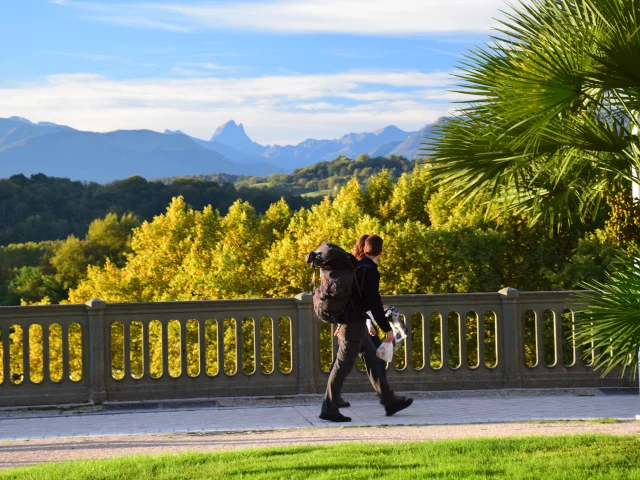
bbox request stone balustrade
[0,289,630,407]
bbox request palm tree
[428,0,640,378]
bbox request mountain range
[0,116,439,183]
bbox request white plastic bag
[376,341,394,362]
[385,306,408,352]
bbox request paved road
[1,394,638,441]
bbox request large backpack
[305,242,362,324]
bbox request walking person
[353,234,389,382]
[320,234,413,422]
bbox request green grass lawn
[2,435,639,479]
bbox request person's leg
[327,353,351,408]
[367,331,388,383]
[321,321,366,418]
[359,334,396,406]
[360,334,414,416]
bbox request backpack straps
[353,264,367,297]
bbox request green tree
[8,266,62,304]
[387,165,434,224]
[200,200,266,299]
[50,236,88,290]
[46,213,140,298]
[549,230,619,289]
[0,173,311,246]
[68,197,213,303]
[363,170,395,221]
[85,212,140,266]
[0,242,51,305]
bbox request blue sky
[0,0,507,145]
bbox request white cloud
[179,62,235,71]
[0,71,455,144]
[170,67,212,77]
[295,102,343,111]
[46,51,160,68]
[53,0,509,35]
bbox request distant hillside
[388,122,442,158]
[156,154,416,198]
[0,116,442,182]
[0,118,281,183]
[171,119,440,171]
[165,127,269,165]
[0,152,418,245]
[0,173,313,245]
[260,125,419,171]
[0,116,73,147]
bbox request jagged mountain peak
[209,120,264,155]
[211,120,246,138]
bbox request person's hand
[368,327,376,336]
[384,330,394,343]
[334,326,341,336]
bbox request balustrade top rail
[0,289,629,408]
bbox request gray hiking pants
[321,321,395,415]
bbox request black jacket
[352,256,391,332]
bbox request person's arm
[365,317,376,336]
[363,267,392,333]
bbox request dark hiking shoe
[319,412,352,422]
[337,398,351,408]
[385,397,413,417]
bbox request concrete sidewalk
[1,393,638,441]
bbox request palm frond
[426,0,640,229]
[586,0,640,89]
[574,243,640,379]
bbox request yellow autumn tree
[68,197,221,303]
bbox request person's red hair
[352,234,369,260]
